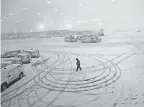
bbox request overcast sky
[1,0,144,33]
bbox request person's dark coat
[76,59,80,66]
[76,58,82,71]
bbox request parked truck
[24,49,40,58]
[80,35,101,43]
[1,64,25,92]
[64,35,77,42]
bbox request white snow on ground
[1,32,144,107]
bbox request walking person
[76,58,82,71]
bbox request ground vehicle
[24,49,40,58]
[64,35,77,42]
[16,53,31,63]
[98,28,104,36]
[80,35,101,43]
[3,58,23,64]
[72,35,83,41]
[1,64,24,91]
[1,50,23,58]
[1,60,12,69]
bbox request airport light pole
[1,8,28,34]
[14,19,23,36]
[14,21,20,36]
[31,20,37,32]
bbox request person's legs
[76,65,81,71]
[76,65,78,71]
[80,66,82,70]
[78,66,80,70]
[78,65,82,71]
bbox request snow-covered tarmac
[1,32,144,107]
